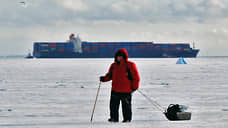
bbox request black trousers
[110,91,132,121]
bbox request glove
[100,76,105,82]
[132,89,137,93]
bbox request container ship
[33,34,199,58]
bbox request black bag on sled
[164,104,191,121]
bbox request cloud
[73,0,228,24]
[2,0,228,26]
[1,0,228,56]
[57,0,88,11]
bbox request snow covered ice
[0,58,228,128]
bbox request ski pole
[90,81,102,122]
[137,90,164,112]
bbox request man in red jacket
[100,48,140,123]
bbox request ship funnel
[193,42,195,49]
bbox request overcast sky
[1,0,228,56]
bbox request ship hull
[34,49,199,58]
[33,41,199,58]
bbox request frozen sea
[0,57,228,128]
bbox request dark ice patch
[0,89,7,91]
[24,115,38,117]
[161,82,169,86]
[51,84,66,88]
[57,84,66,87]
[137,107,148,110]
[222,109,228,111]
[0,116,8,117]
[42,114,65,117]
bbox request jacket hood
[114,48,128,62]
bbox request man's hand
[132,89,137,93]
[100,76,105,82]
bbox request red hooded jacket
[103,48,140,93]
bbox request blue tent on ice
[176,57,187,64]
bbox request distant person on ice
[100,48,140,123]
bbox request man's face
[117,56,123,62]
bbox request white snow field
[0,58,228,128]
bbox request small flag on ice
[176,57,187,64]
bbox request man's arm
[130,62,140,90]
[100,63,114,82]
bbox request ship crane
[193,42,195,49]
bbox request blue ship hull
[33,41,199,58]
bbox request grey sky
[1,0,228,56]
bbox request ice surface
[0,58,227,128]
